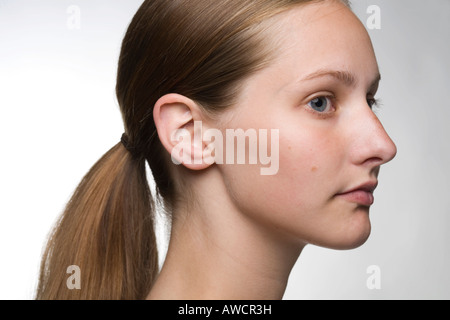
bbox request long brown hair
[36,0,349,300]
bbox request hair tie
[121,133,141,157]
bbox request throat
[147,208,303,300]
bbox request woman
[36,0,397,300]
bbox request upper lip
[337,181,378,195]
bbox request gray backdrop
[0,0,449,299]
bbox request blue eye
[308,96,333,113]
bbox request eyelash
[369,98,382,112]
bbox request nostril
[363,157,384,167]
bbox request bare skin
[148,0,397,300]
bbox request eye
[307,96,333,113]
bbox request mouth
[335,181,378,207]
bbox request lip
[336,181,378,206]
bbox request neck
[147,170,305,300]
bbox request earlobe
[153,94,213,171]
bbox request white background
[1,0,449,300]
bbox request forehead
[264,0,379,84]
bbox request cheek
[278,129,344,207]
[220,127,344,225]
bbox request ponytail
[36,142,158,300]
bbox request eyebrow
[301,69,381,91]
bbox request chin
[337,227,371,250]
[338,208,372,250]
[311,207,372,251]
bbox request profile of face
[158,1,397,255]
[196,1,397,250]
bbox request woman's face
[215,1,397,249]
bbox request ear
[153,94,213,170]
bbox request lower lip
[336,190,374,206]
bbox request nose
[349,105,397,169]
